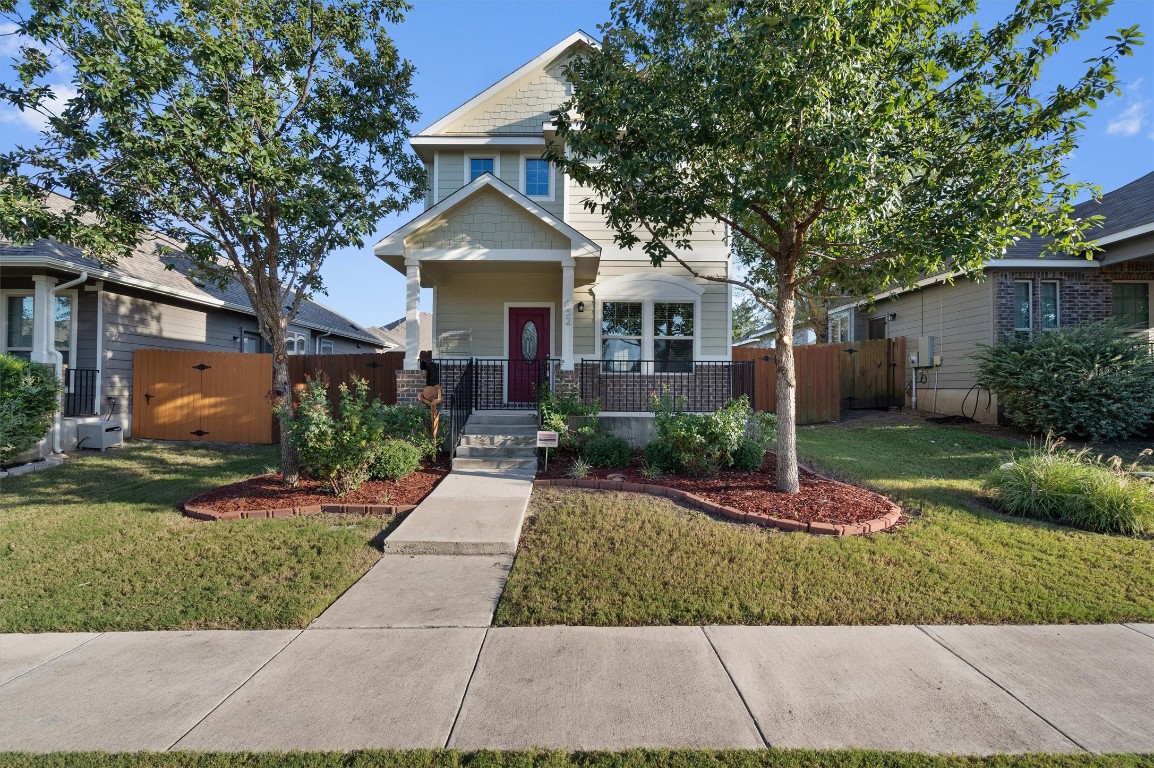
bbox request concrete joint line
[1120,623,1154,640]
[446,627,491,748]
[165,629,303,751]
[914,625,1091,754]
[0,632,105,690]
[701,626,772,748]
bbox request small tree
[548,0,1140,492]
[0,0,425,485]
[0,355,61,465]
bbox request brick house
[828,172,1154,424]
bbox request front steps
[452,410,538,473]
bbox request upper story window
[1013,280,1032,335]
[1113,282,1151,329]
[524,158,550,197]
[1040,281,1060,330]
[468,157,495,181]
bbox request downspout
[50,271,89,453]
[315,330,334,354]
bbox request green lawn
[0,751,1146,768]
[0,442,393,632]
[496,422,1154,626]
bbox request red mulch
[539,453,893,526]
[187,462,450,513]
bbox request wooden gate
[732,337,906,423]
[133,349,274,443]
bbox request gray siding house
[373,32,736,413]
[830,172,1154,423]
[1,201,386,450]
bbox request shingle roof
[998,172,1154,261]
[1,207,384,347]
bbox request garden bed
[183,461,449,521]
[536,454,900,536]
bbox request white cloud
[0,83,78,132]
[1106,101,1149,137]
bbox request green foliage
[731,436,767,472]
[0,0,426,479]
[0,355,61,465]
[731,295,768,342]
[370,439,422,482]
[540,386,600,452]
[646,393,772,477]
[546,0,1140,491]
[286,375,384,497]
[581,433,632,468]
[973,323,1154,441]
[380,404,437,460]
[986,437,1154,536]
[567,457,591,480]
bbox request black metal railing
[63,368,99,417]
[577,360,755,413]
[466,358,555,411]
[446,358,474,458]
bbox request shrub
[985,437,1154,535]
[731,436,767,471]
[540,386,600,452]
[371,439,423,481]
[380,404,438,460]
[645,392,772,477]
[286,374,383,496]
[567,457,591,480]
[973,323,1154,441]
[581,433,631,468]
[0,355,61,465]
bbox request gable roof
[370,312,432,350]
[1,198,384,346]
[373,172,601,268]
[415,30,598,138]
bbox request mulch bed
[183,460,449,521]
[537,453,900,536]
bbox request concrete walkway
[1,624,1151,754]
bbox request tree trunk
[269,326,300,487]
[774,270,800,493]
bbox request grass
[0,751,1148,768]
[0,442,394,632]
[496,422,1154,626]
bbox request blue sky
[2,0,1153,328]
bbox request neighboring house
[1,194,387,450]
[830,172,1154,423]
[370,312,431,352]
[373,31,736,416]
[734,325,817,349]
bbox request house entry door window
[508,306,550,402]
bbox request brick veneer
[183,500,417,521]
[991,257,1154,339]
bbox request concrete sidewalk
[1,623,1151,754]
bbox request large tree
[0,0,424,484]
[548,0,1141,492]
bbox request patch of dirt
[188,461,449,513]
[538,453,894,527]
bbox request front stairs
[452,410,539,473]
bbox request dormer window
[524,157,551,198]
[469,157,495,181]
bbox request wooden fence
[732,337,906,425]
[132,350,413,444]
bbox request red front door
[508,307,550,402]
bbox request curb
[531,478,901,537]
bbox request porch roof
[373,173,601,282]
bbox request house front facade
[828,172,1154,424]
[374,32,742,416]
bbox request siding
[434,269,561,358]
[443,60,570,135]
[73,289,99,369]
[874,278,992,390]
[411,187,569,250]
[434,149,566,221]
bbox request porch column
[404,260,422,370]
[30,275,57,365]
[561,263,574,371]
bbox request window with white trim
[1040,281,1060,330]
[524,158,550,197]
[468,157,495,182]
[285,331,307,355]
[2,293,72,364]
[318,339,335,355]
[829,312,852,343]
[601,301,642,372]
[652,302,694,373]
[1013,280,1032,335]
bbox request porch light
[576,301,585,313]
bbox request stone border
[182,501,417,522]
[532,478,901,536]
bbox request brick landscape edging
[531,477,901,536]
[182,500,417,522]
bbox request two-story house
[374,32,744,425]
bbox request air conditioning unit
[76,422,123,452]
